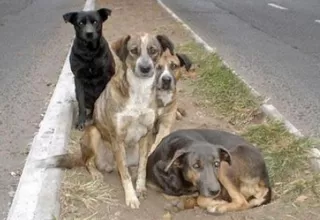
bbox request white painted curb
[157,0,320,171]
[6,0,96,219]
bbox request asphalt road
[162,0,320,136]
[0,0,84,218]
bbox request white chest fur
[116,70,156,146]
[157,90,173,106]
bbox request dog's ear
[112,35,131,62]
[98,8,112,22]
[176,53,192,71]
[156,35,175,55]
[219,146,232,165]
[63,12,78,24]
[164,148,189,172]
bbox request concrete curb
[157,0,320,171]
[6,0,95,219]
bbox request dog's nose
[86,32,93,38]
[139,65,151,74]
[162,75,172,84]
[209,189,220,196]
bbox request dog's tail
[36,153,86,170]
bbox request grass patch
[177,41,320,202]
[242,121,320,199]
[178,42,262,126]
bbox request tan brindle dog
[148,49,192,156]
[84,33,177,209]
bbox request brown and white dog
[81,33,176,209]
[148,49,192,156]
[39,33,175,209]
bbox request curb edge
[6,1,96,219]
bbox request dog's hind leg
[81,125,104,181]
[247,185,272,208]
[75,77,86,130]
[99,140,114,173]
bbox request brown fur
[80,33,176,209]
[164,156,272,214]
[40,33,176,210]
[148,49,192,156]
[146,129,271,214]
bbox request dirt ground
[59,0,320,219]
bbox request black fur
[63,8,115,130]
[177,53,192,71]
[156,35,175,55]
[147,129,271,199]
[149,137,196,196]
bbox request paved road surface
[162,0,320,136]
[0,0,84,218]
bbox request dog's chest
[116,76,156,145]
[157,90,173,115]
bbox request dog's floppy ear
[112,35,131,62]
[176,53,192,71]
[164,148,189,172]
[63,12,78,24]
[98,8,112,22]
[156,35,175,55]
[219,146,232,165]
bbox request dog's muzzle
[83,25,97,41]
[139,64,152,74]
[161,75,172,90]
[136,57,154,78]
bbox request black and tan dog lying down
[146,128,272,214]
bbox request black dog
[63,8,115,130]
[147,129,271,213]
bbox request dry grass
[59,130,118,220]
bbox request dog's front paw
[164,200,184,213]
[207,204,226,214]
[136,186,147,200]
[76,119,86,131]
[76,120,86,131]
[126,194,140,209]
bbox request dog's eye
[170,63,178,70]
[156,65,163,71]
[78,21,84,26]
[214,161,220,168]
[193,163,200,169]
[92,20,97,24]
[149,47,158,55]
[130,48,138,55]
